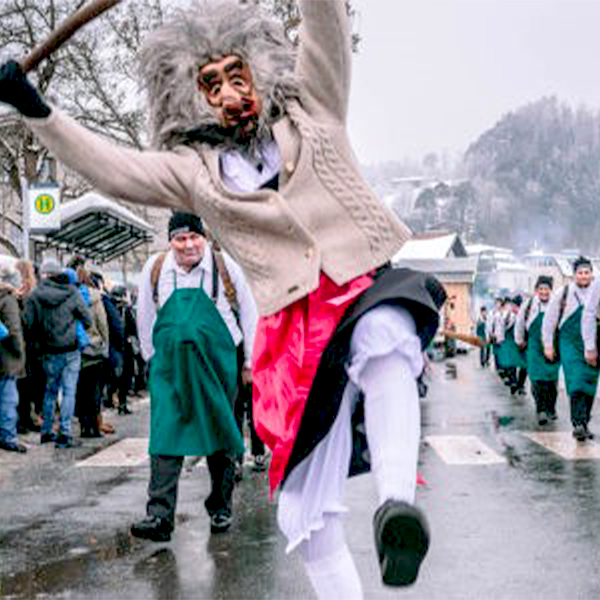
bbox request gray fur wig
[139,0,299,149]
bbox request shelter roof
[40,192,154,263]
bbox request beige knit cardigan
[28,0,411,316]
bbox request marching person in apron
[503,296,528,395]
[542,257,598,442]
[131,212,258,540]
[515,276,559,425]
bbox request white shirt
[137,248,258,366]
[581,278,600,352]
[220,140,282,193]
[541,282,593,351]
[515,296,547,346]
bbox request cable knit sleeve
[296,0,351,122]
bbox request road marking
[425,434,506,465]
[523,431,600,460]
[76,438,149,467]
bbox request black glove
[0,60,51,118]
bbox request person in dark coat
[0,259,27,453]
[110,285,138,414]
[90,270,125,411]
[23,258,92,448]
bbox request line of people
[477,257,599,442]
[0,255,146,453]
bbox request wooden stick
[20,0,123,73]
[441,330,485,348]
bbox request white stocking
[299,514,363,600]
[349,305,422,506]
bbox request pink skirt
[252,272,374,493]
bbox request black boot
[130,516,173,542]
[373,500,430,587]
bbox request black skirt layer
[283,267,447,483]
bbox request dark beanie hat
[512,295,523,307]
[168,212,205,240]
[573,255,592,273]
[535,275,553,289]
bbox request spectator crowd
[0,254,146,453]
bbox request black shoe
[40,432,56,444]
[583,425,595,440]
[234,460,244,483]
[210,510,232,534]
[80,428,104,439]
[548,412,558,421]
[130,516,173,542]
[0,439,27,453]
[118,405,132,415]
[55,434,82,448]
[573,425,587,442]
[252,454,267,472]
[537,412,548,426]
[373,500,430,587]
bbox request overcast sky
[347,0,600,165]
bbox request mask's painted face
[575,266,593,288]
[170,231,205,270]
[198,55,263,135]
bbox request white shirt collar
[219,139,281,193]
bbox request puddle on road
[1,530,134,599]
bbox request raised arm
[0,61,200,212]
[296,0,352,122]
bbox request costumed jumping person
[542,257,598,442]
[0,1,446,595]
[132,212,257,538]
[515,276,559,425]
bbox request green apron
[148,278,244,457]
[559,306,600,397]
[503,324,527,369]
[526,312,559,382]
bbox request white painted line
[425,435,506,465]
[523,431,600,460]
[76,438,149,467]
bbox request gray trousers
[147,451,236,527]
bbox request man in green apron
[515,276,559,425]
[503,296,528,395]
[476,306,491,368]
[543,257,598,442]
[131,212,257,540]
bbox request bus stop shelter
[34,192,154,263]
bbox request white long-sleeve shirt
[581,278,600,352]
[515,296,548,346]
[137,247,258,366]
[541,282,593,351]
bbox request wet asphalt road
[1,351,600,599]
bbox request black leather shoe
[210,510,232,534]
[130,516,173,542]
[0,439,27,453]
[373,500,430,587]
[40,432,56,444]
[55,434,82,448]
[573,425,587,442]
